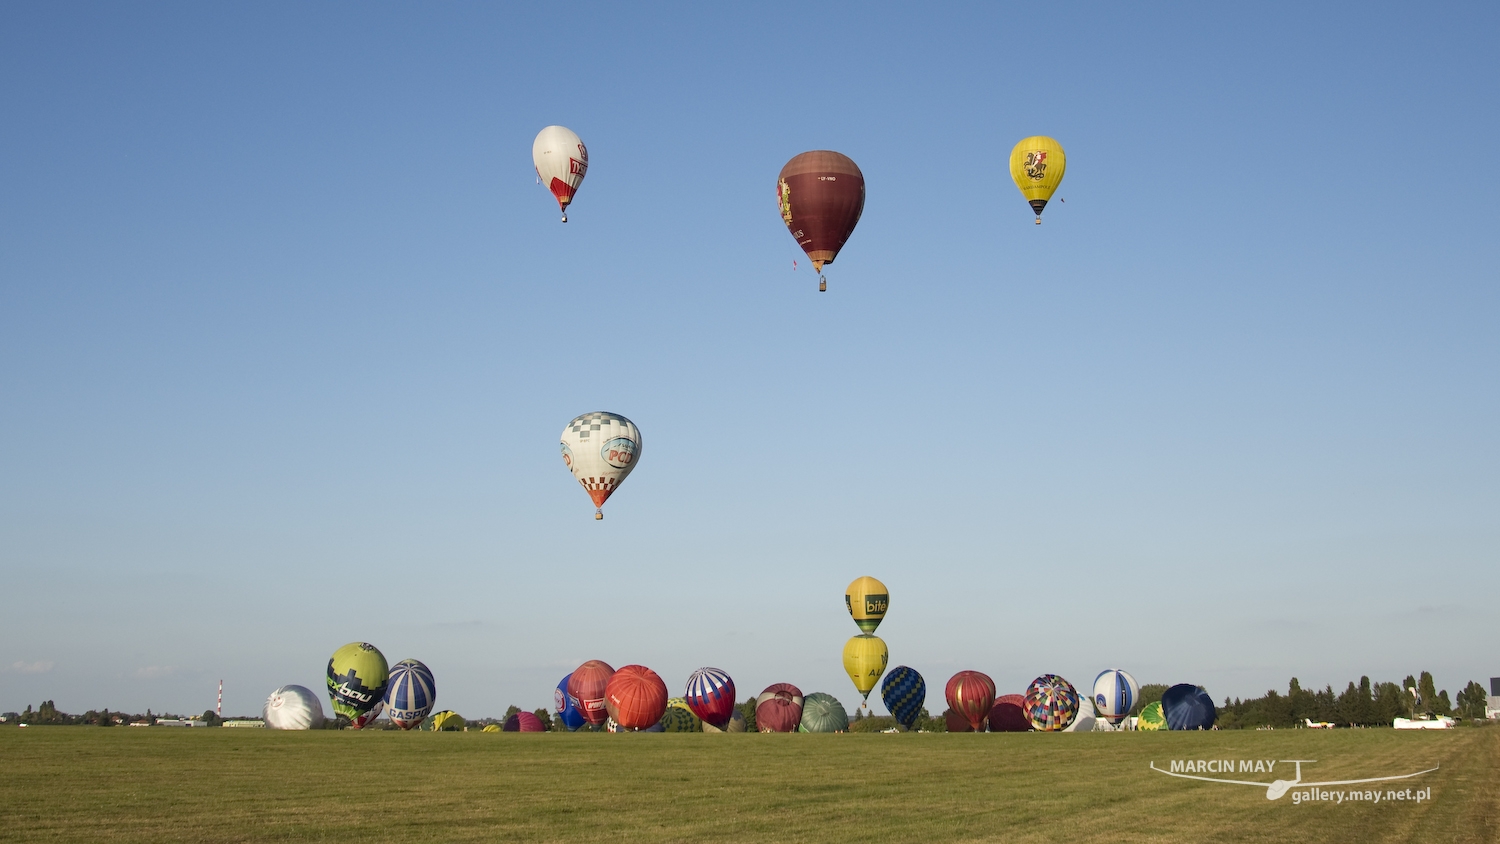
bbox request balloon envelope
[842,635,888,700]
[755,684,804,733]
[326,642,389,722]
[798,693,849,733]
[428,710,464,731]
[383,659,436,730]
[1062,695,1097,732]
[1092,669,1139,726]
[881,666,926,730]
[532,125,588,214]
[350,701,384,730]
[987,694,1030,732]
[777,151,865,273]
[945,671,997,733]
[1024,674,1079,731]
[683,667,737,728]
[1137,701,1167,731]
[560,412,642,517]
[844,576,889,634]
[567,660,616,726]
[1008,136,1066,221]
[263,685,325,730]
[503,711,545,732]
[554,674,586,731]
[1162,684,1217,730]
[701,708,747,733]
[659,705,699,732]
[605,665,669,730]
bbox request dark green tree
[1417,672,1438,715]
[531,708,554,731]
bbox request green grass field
[1,726,1494,843]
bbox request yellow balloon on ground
[1009,136,1066,224]
[481,723,500,733]
[844,576,889,634]
[842,634,889,701]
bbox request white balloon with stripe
[384,659,437,730]
[1092,669,1139,725]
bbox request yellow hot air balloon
[842,634,889,706]
[844,576,889,634]
[1009,136,1066,224]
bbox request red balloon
[567,660,615,727]
[604,665,668,730]
[503,711,544,732]
[945,670,997,733]
[776,151,865,280]
[755,683,804,733]
[988,693,1031,732]
[944,709,975,732]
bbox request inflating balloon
[606,716,663,733]
[1009,136,1066,224]
[842,634,888,707]
[881,666,926,731]
[798,692,849,733]
[701,708,747,733]
[560,412,642,520]
[533,125,588,222]
[554,674,586,731]
[777,150,865,291]
[428,710,464,731]
[263,685,325,730]
[503,711,545,732]
[755,683,804,733]
[1137,701,1166,731]
[326,642,389,725]
[605,665,669,731]
[844,576,889,634]
[567,660,616,727]
[945,671,997,733]
[683,667,737,729]
[987,693,1030,732]
[659,706,699,732]
[383,659,437,731]
[1091,669,1139,726]
[350,701,384,729]
[1023,674,1079,731]
[1162,684,1216,730]
[1062,695,1096,732]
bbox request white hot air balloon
[263,685,326,730]
[560,412,642,520]
[1092,669,1140,726]
[533,125,588,222]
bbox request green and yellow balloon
[326,642,389,724]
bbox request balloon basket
[594,510,603,520]
[561,213,568,223]
[819,275,826,292]
[1034,218,1042,225]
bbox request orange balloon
[604,665,668,730]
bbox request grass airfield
[1,727,1494,843]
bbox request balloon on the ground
[326,642,389,724]
[1162,684,1217,730]
[881,666,926,730]
[755,683,804,733]
[842,635,888,702]
[567,660,616,726]
[560,412,642,520]
[684,667,737,728]
[1091,669,1139,726]
[607,716,663,733]
[1137,701,1167,730]
[659,706,699,732]
[844,576,889,634]
[1009,136,1066,224]
[503,711,545,732]
[987,693,1030,732]
[482,723,500,733]
[350,701,384,729]
[428,710,464,731]
[532,125,588,222]
[664,697,702,731]
[701,708,747,733]
[798,692,849,733]
[605,665,669,730]
[777,151,865,291]
[1024,674,1079,731]
[383,659,437,731]
[263,685,325,730]
[945,671,997,733]
[554,674,586,731]
[1062,695,1096,732]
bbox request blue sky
[2,2,1496,720]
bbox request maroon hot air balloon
[755,683,804,733]
[604,665,669,731]
[945,670,997,733]
[944,709,975,732]
[567,660,615,727]
[503,711,545,732]
[988,693,1031,732]
[777,151,865,292]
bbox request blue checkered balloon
[880,666,926,730]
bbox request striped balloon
[683,667,737,728]
[1091,669,1139,725]
[881,666,926,730]
[383,659,436,730]
[1024,674,1079,731]
[944,670,997,732]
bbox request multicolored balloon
[700,708,747,733]
[326,642,389,725]
[560,412,642,520]
[532,125,588,223]
[944,671,996,733]
[881,666,926,730]
[987,693,1031,732]
[606,716,663,733]
[842,634,888,703]
[683,667,737,729]
[777,151,865,291]
[755,683,804,733]
[798,692,849,733]
[1024,674,1079,731]
[554,674,586,731]
[844,576,889,634]
[567,660,616,727]
[263,685,325,730]
[503,711,545,732]
[1091,669,1139,726]
[383,659,436,730]
[1009,136,1066,224]
[659,705,699,732]
[1137,700,1167,731]
[1162,684,1216,730]
[604,665,668,731]
[350,701,384,729]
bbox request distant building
[155,719,208,727]
[1488,678,1500,720]
[220,720,265,728]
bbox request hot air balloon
[701,708,747,733]
[533,125,588,223]
[1009,136,1066,224]
[606,716,664,733]
[683,667,737,729]
[1161,684,1217,730]
[798,692,849,733]
[987,693,1031,732]
[326,642,389,726]
[567,660,616,727]
[350,701,384,729]
[755,683,804,733]
[605,665,669,731]
[482,723,501,733]
[659,705,699,732]
[777,151,865,291]
[1091,669,1139,726]
[945,671,997,733]
[844,576,889,634]
[842,634,888,709]
[1137,701,1167,731]
[383,659,436,731]
[560,412,642,520]
[1062,695,1097,732]
[503,711,545,732]
[881,666,926,731]
[263,685,325,730]
[1024,674,1079,731]
[554,674,586,731]
[428,710,465,731]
